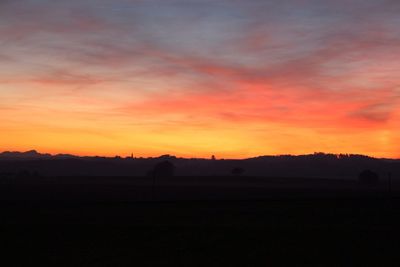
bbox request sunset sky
[1,0,399,158]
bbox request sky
[0,0,399,158]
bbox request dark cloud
[350,103,395,123]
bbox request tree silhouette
[358,169,379,185]
[149,160,176,200]
[153,160,175,178]
[232,167,244,176]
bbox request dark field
[2,176,400,266]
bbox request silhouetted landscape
[2,150,400,266]
[3,0,400,265]
[2,150,399,177]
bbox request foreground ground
[1,176,400,266]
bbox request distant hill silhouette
[0,150,50,160]
[0,150,77,160]
[0,151,399,179]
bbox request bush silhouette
[232,167,244,176]
[153,160,175,178]
[358,169,379,185]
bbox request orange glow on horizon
[1,82,399,159]
[1,1,400,159]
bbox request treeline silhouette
[0,151,398,180]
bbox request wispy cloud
[1,0,399,157]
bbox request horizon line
[1,150,398,161]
